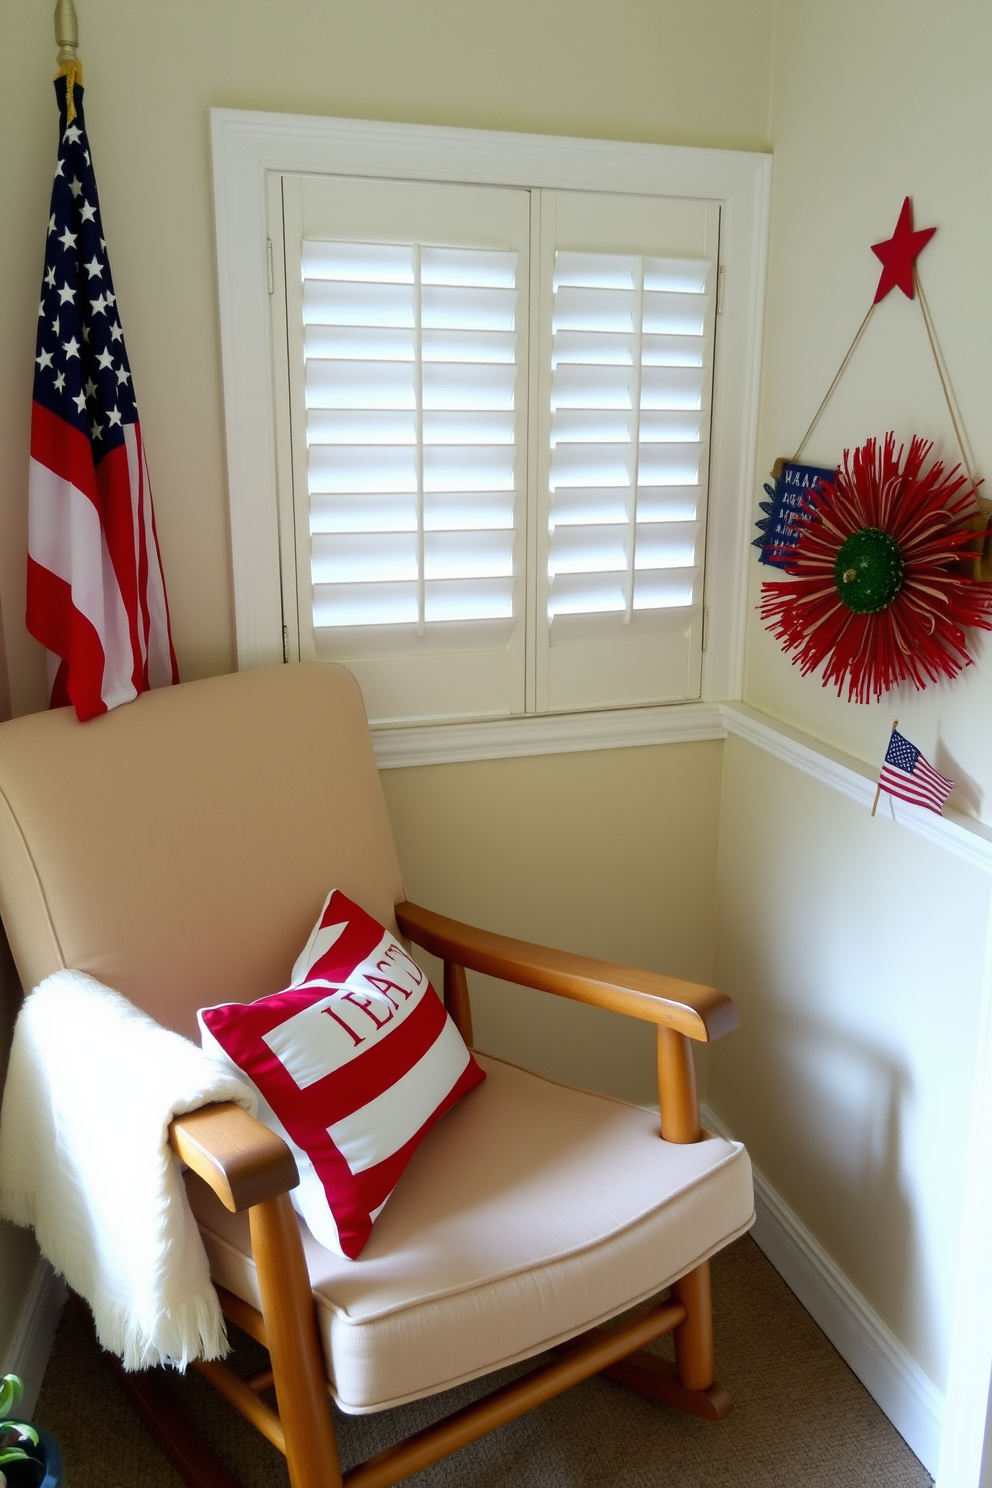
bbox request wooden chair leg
[249,1194,343,1488]
[599,1263,731,1421]
[650,1032,731,1418]
[672,1260,714,1392]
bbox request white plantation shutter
[303,242,519,632]
[280,176,529,724]
[535,194,720,713]
[275,175,720,721]
[547,252,709,622]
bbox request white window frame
[210,109,771,762]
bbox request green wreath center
[834,528,904,614]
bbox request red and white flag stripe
[28,417,177,717]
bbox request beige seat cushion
[187,1055,754,1413]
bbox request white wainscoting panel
[2,1256,66,1417]
[702,1102,944,1476]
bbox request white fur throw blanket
[0,971,256,1370]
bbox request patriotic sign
[877,729,953,815]
[28,77,177,722]
[752,460,837,568]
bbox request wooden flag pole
[54,0,78,64]
[871,719,898,817]
[54,0,82,124]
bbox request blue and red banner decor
[28,76,178,722]
[753,460,837,568]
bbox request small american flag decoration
[875,728,953,816]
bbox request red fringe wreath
[761,433,992,703]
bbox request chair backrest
[0,664,406,1039]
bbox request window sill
[371,701,725,768]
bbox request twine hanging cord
[791,301,876,465]
[913,265,981,509]
[790,269,983,524]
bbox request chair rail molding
[719,703,992,876]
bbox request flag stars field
[32,103,138,435]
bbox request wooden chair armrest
[169,1103,298,1214]
[395,901,738,1043]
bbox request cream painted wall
[712,736,991,1392]
[0,0,774,717]
[382,742,723,1108]
[705,0,992,1417]
[0,0,772,1382]
[746,0,992,818]
[3,0,985,1446]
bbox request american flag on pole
[877,729,954,815]
[27,76,178,722]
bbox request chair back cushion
[0,665,406,1039]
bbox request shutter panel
[282,177,529,724]
[536,195,720,712]
[303,242,519,633]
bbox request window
[213,113,770,738]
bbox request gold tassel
[57,58,83,126]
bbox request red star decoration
[871,197,936,304]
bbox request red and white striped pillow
[198,890,485,1258]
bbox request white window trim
[210,109,771,755]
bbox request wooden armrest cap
[169,1103,298,1213]
[395,901,738,1042]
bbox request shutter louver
[547,252,712,625]
[302,242,520,634]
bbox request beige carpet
[35,1236,932,1488]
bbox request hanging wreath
[760,433,992,703]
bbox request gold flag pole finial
[54,0,82,125]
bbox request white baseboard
[702,1102,944,1478]
[2,1256,66,1418]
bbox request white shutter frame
[213,110,770,722]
